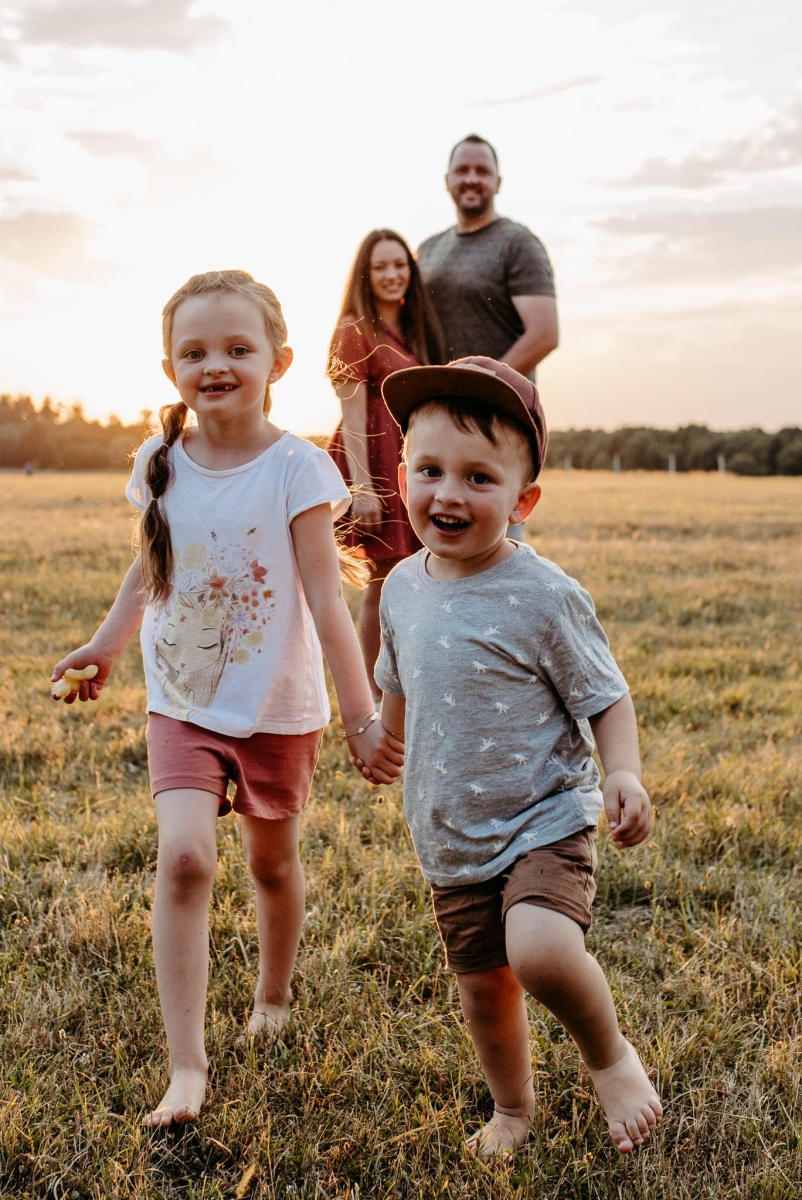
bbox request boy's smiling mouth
[431,514,470,534]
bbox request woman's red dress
[327,315,422,563]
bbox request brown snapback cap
[382,356,548,476]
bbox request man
[418,135,558,382]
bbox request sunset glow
[1,0,800,434]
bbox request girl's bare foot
[466,1108,532,1160]
[235,1002,290,1049]
[586,1039,662,1153]
[143,1064,208,1128]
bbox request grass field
[1,468,801,1199]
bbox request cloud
[0,211,109,279]
[474,75,603,108]
[6,0,229,53]
[67,131,162,165]
[0,165,37,184]
[546,293,801,431]
[65,129,222,198]
[610,102,802,190]
[595,205,802,282]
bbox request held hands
[603,770,652,848]
[346,716,404,786]
[51,643,117,704]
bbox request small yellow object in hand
[52,664,99,699]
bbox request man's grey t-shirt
[417,217,555,369]
[375,546,628,888]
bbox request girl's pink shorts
[146,713,323,820]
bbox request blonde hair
[161,269,288,373]
[139,269,369,600]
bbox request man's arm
[502,295,559,376]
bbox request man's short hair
[406,397,539,483]
[448,134,499,172]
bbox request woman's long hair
[138,269,369,600]
[330,229,444,372]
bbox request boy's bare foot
[143,1065,207,1129]
[465,1108,532,1160]
[586,1039,662,1153]
[235,1002,290,1049]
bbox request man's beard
[455,188,492,217]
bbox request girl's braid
[139,401,188,602]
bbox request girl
[52,270,404,1129]
[327,230,443,701]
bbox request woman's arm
[291,504,403,781]
[52,556,148,703]
[334,379,383,529]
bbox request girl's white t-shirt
[126,431,351,737]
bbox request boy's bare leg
[456,966,535,1158]
[145,789,220,1128]
[238,813,304,1042]
[505,903,662,1153]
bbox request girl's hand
[350,486,384,530]
[347,720,404,785]
[51,645,117,704]
[603,770,652,847]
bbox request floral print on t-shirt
[152,533,276,719]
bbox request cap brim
[383,364,529,433]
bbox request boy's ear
[162,359,177,388]
[397,462,408,507]
[509,482,541,525]
[269,345,293,384]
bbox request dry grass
[1,468,801,1199]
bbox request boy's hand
[347,720,404,786]
[603,770,651,847]
[51,644,116,704]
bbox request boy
[364,357,662,1158]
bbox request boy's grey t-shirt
[375,546,628,888]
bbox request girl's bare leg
[358,557,401,703]
[505,904,662,1153]
[144,788,220,1128]
[456,966,535,1158]
[239,813,304,1040]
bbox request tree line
[547,424,802,476]
[1,393,801,476]
[0,395,151,471]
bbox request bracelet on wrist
[342,710,380,739]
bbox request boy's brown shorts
[430,827,598,974]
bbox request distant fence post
[612,454,621,474]
[717,454,726,474]
[668,453,677,474]
[564,455,572,474]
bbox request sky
[1,0,800,435]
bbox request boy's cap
[382,356,548,474]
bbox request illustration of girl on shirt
[151,537,276,718]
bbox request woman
[328,229,443,700]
